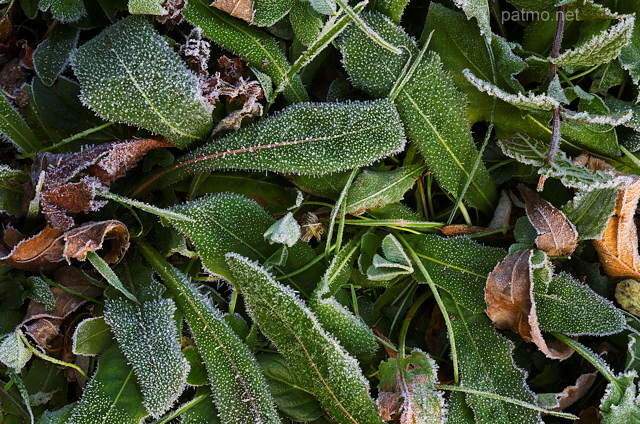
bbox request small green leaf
[253,0,295,26]
[308,0,337,15]
[368,0,410,23]
[290,2,324,46]
[619,3,640,89]
[367,234,413,281]
[39,0,86,22]
[264,212,301,247]
[225,254,384,424]
[72,16,214,148]
[67,345,148,424]
[0,332,32,372]
[452,0,492,43]
[0,92,41,153]
[72,316,113,356]
[562,188,618,240]
[86,252,138,303]
[33,25,79,86]
[128,0,165,15]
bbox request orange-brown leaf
[211,0,254,23]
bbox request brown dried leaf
[211,0,254,23]
[555,372,597,411]
[1,220,129,271]
[519,184,578,257]
[486,249,574,360]
[19,267,103,350]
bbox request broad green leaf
[264,212,301,247]
[33,25,79,86]
[368,0,410,22]
[290,1,324,45]
[340,12,497,213]
[552,16,635,67]
[128,0,165,14]
[600,372,640,424]
[67,345,148,424]
[72,16,214,148]
[225,254,384,424]
[183,0,308,104]
[345,164,426,215]
[39,0,86,22]
[257,352,323,422]
[254,0,295,26]
[104,268,190,418]
[452,0,492,43]
[0,91,41,153]
[562,188,617,240]
[72,316,113,356]
[441,294,541,424]
[0,332,32,371]
[138,242,280,424]
[406,234,507,313]
[535,272,626,336]
[149,99,406,190]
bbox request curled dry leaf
[26,138,173,230]
[0,220,129,271]
[19,266,103,350]
[485,249,573,360]
[555,372,597,411]
[519,184,578,257]
[211,0,255,24]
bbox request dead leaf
[27,138,173,230]
[19,267,103,350]
[1,220,129,271]
[519,184,578,257]
[552,372,597,411]
[486,249,574,360]
[211,0,254,24]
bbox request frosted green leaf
[0,91,41,153]
[367,234,413,281]
[566,0,629,20]
[619,3,640,87]
[179,391,221,424]
[39,0,86,22]
[316,235,361,298]
[97,190,195,223]
[547,75,569,104]
[38,404,75,424]
[464,69,559,111]
[0,332,32,371]
[72,16,214,148]
[562,188,617,240]
[600,372,640,424]
[441,294,542,424]
[552,16,635,67]
[498,135,627,190]
[72,316,113,356]
[377,349,445,423]
[561,109,633,126]
[535,272,626,336]
[183,0,308,104]
[264,212,301,247]
[453,0,492,43]
[254,0,295,26]
[128,0,166,15]
[345,164,426,215]
[368,0,410,22]
[308,0,337,15]
[87,252,137,303]
[67,345,148,424]
[24,277,54,310]
[290,1,324,46]
[104,293,190,418]
[225,254,384,424]
[138,242,280,424]
[33,24,79,86]
[407,234,507,313]
[0,165,26,216]
[340,12,497,213]
[504,0,553,11]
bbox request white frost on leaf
[561,109,633,126]
[0,332,32,371]
[263,212,301,247]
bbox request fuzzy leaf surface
[33,24,79,86]
[128,0,166,15]
[39,0,86,22]
[368,0,410,22]
[452,0,492,42]
[562,188,618,240]
[72,316,113,356]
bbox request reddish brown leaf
[211,0,254,23]
[1,220,129,271]
[486,249,574,360]
[555,372,597,411]
[519,184,578,257]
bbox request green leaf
[452,0,492,43]
[367,234,413,281]
[33,25,79,86]
[345,164,426,215]
[72,316,113,356]
[441,294,541,424]
[290,1,324,46]
[39,0,86,22]
[562,188,618,240]
[552,16,635,67]
[619,2,640,88]
[72,16,214,148]
[0,332,32,372]
[23,277,54,310]
[67,345,148,424]
[535,272,626,336]
[183,0,308,104]
[37,404,75,424]
[225,254,384,424]
[307,0,337,15]
[138,242,281,424]
[128,0,165,14]
[340,12,497,213]
[179,390,221,424]
[0,91,41,153]
[600,372,640,424]
[264,212,301,247]
[86,251,138,303]
[368,0,410,22]
[257,352,323,422]
[406,234,507,313]
[253,0,295,26]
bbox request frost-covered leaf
[128,0,166,15]
[441,294,542,424]
[377,349,445,423]
[308,0,337,15]
[33,24,79,86]
[87,252,137,303]
[72,16,214,148]
[368,0,410,22]
[264,212,301,247]
[225,254,384,424]
[562,188,618,240]
[407,234,507,313]
[39,0,86,22]
[0,332,32,371]
[552,16,635,67]
[619,2,640,88]
[290,1,324,46]
[72,316,113,356]
[340,12,497,213]
[463,69,558,111]
[22,276,54,310]
[67,345,148,424]
[183,0,308,103]
[0,165,26,216]
[0,91,41,153]
[345,164,425,215]
[561,109,633,126]
[104,267,190,418]
[366,234,413,281]
[138,242,280,424]
[615,279,640,316]
[453,0,491,43]
[600,372,640,424]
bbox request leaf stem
[325,168,359,258]
[547,5,566,164]
[398,290,432,357]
